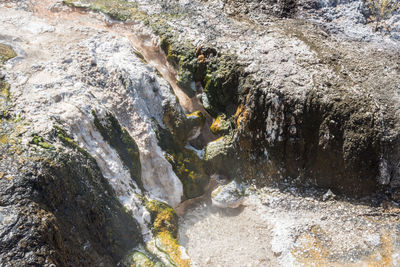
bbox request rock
[322,189,336,202]
[211,173,229,185]
[66,0,400,198]
[211,180,245,208]
[0,137,142,265]
[186,110,206,140]
[204,134,237,177]
[0,5,199,265]
[210,114,231,136]
[132,251,156,266]
[126,0,400,198]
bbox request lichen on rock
[210,113,232,136]
[145,199,190,267]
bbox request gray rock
[211,180,245,208]
[322,189,336,201]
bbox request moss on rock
[0,44,15,121]
[31,135,55,150]
[64,0,141,21]
[91,111,143,190]
[53,125,89,156]
[201,55,242,116]
[204,133,238,177]
[162,103,190,142]
[155,123,209,199]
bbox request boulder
[211,179,245,208]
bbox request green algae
[132,251,158,267]
[53,125,89,156]
[91,111,143,190]
[0,44,16,121]
[0,44,17,63]
[31,135,55,150]
[154,123,209,199]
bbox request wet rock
[91,111,143,190]
[155,124,209,200]
[211,180,245,208]
[0,138,142,265]
[2,0,400,265]
[0,7,197,265]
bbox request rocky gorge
[0,0,400,266]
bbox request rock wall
[119,0,400,198]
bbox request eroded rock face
[0,3,205,265]
[1,0,400,265]
[0,134,142,265]
[113,0,400,198]
[238,22,400,196]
